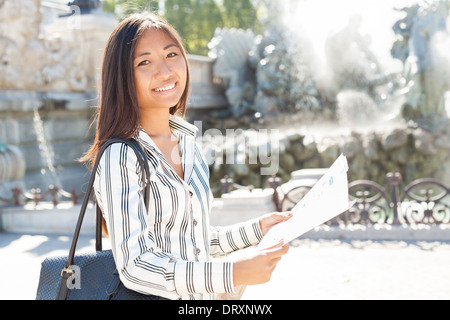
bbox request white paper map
[259,154,355,249]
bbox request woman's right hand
[232,240,290,286]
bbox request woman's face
[133,28,187,113]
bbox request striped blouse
[93,115,264,300]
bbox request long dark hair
[81,12,190,168]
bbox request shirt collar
[169,115,198,138]
[134,115,198,164]
[134,115,198,146]
[134,115,197,184]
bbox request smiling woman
[133,29,188,127]
[80,13,190,169]
[79,12,291,300]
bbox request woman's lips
[154,82,176,92]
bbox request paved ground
[1,232,450,300]
[242,238,450,300]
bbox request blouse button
[196,248,201,255]
[193,219,198,226]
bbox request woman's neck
[140,109,172,139]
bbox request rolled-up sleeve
[209,219,264,256]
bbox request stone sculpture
[324,14,401,127]
[0,0,116,192]
[391,0,450,131]
[208,27,256,116]
[0,0,45,90]
[249,24,320,116]
[0,144,25,182]
[0,0,116,92]
[208,0,320,118]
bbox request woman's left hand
[259,211,293,236]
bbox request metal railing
[1,172,449,226]
[211,176,255,194]
[0,184,85,206]
[275,172,450,225]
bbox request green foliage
[103,0,159,16]
[102,0,261,56]
[164,0,223,55]
[221,0,261,31]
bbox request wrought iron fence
[273,172,450,225]
[1,171,449,226]
[211,172,450,226]
[0,184,84,206]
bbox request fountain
[0,0,117,194]
[2,0,450,233]
[205,0,450,190]
[391,0,450,131]
[0,0,228,216]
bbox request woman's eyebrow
[163,43,178,50]
[135,43,179,60]
[135,51,151,59]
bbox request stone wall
[188,54,228,111]
[205,119,450,190]
[0,90,97,192]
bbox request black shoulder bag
[36,138,165,300]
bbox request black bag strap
[57,138,150,300]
